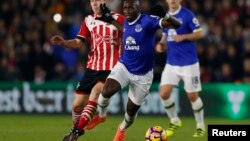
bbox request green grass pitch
[0,114,249,141]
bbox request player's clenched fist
[50,36,65,46]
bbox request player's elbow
[194,30,203,40]
[198,31,204,39]
[74,38,84,48]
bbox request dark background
[0,0,249,83]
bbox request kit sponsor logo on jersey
[125,36,140,51]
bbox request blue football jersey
[120,14,162,75]
[163,7,202,66]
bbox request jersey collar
[128,14,141,25]
[168,6,181,15]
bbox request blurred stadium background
[0,0,250,141]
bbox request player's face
[166,0,181,10]
[90,0,108,15]
[123,0,140,22]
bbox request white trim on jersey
[96,25,101,71]
[102,25,107,70]
[168,6,182,15]
[159,18,163,28]
[128,14,141,25]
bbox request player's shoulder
[180,7,195,16]
[142,13,160,21]
[84,14,95,21]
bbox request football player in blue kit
[94,0,180,140]
[156,0,205,138]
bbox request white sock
[98,94,110,117]
[161,98,180,124]
[191,97,205,130]
[120,112,137,131]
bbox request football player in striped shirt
[156,0,205,138]
[51,0,124,141]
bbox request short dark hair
[124,0,140,7]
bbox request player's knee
[102,79,121,98]
[160,89,171,100]
[101,87,112,98]
[187,92,199,102]
[160,86,172,100]
[160,93,171,100]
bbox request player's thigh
[75,69,99,95]
[73,70,93,110]
[107,62,130,89]
[89,82,105,102]
[128,70,153,105]
[74,69,110,107]
[88,70,111,101]
[182,63,202,93]
[102,78,123,99]
[160,64,181,86]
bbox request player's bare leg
[62,93,89,141]
[72,94,89,126]
[76,82,104,130]
[86,79,122,130]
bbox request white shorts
[108,62,153,105]
[160,62,202,93]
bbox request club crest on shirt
[167,29,177,41]
[125,36,140,51]
[135,24,142,32]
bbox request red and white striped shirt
[77,13,124,71]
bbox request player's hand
[149,4,169,18]
[172,35,185,42]
[155,42,166,53]
[95,3,114,24]
[50,36,65,46]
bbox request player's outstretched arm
[149,4,181,28]
[95,4,123,32]
[50,36,84,49]
[161,16,181,29]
